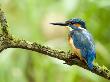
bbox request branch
[0,8,110,80]
[0,9,9,35]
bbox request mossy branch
[0,8,110,80]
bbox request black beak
[50,22,68,26]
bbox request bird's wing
[71,30,96,59]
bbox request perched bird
[51,18,96,70]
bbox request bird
[50,18,96,70]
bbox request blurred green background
[0,0,110,82]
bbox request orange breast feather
[68,35,82,59]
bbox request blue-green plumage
[51,18,96,70]
[69,25,96,70]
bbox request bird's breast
[68,36,82,58]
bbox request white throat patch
[79,26,87,31]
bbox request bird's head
[51,18,86,30]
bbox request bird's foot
[81,58,87,65]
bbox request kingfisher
[51,18,96,70]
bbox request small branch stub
[0,9,9,35]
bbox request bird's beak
[50,22,68,26]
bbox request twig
[0,8,110,80]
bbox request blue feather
[70,27,96,70]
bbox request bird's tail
[87,62,93,70]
